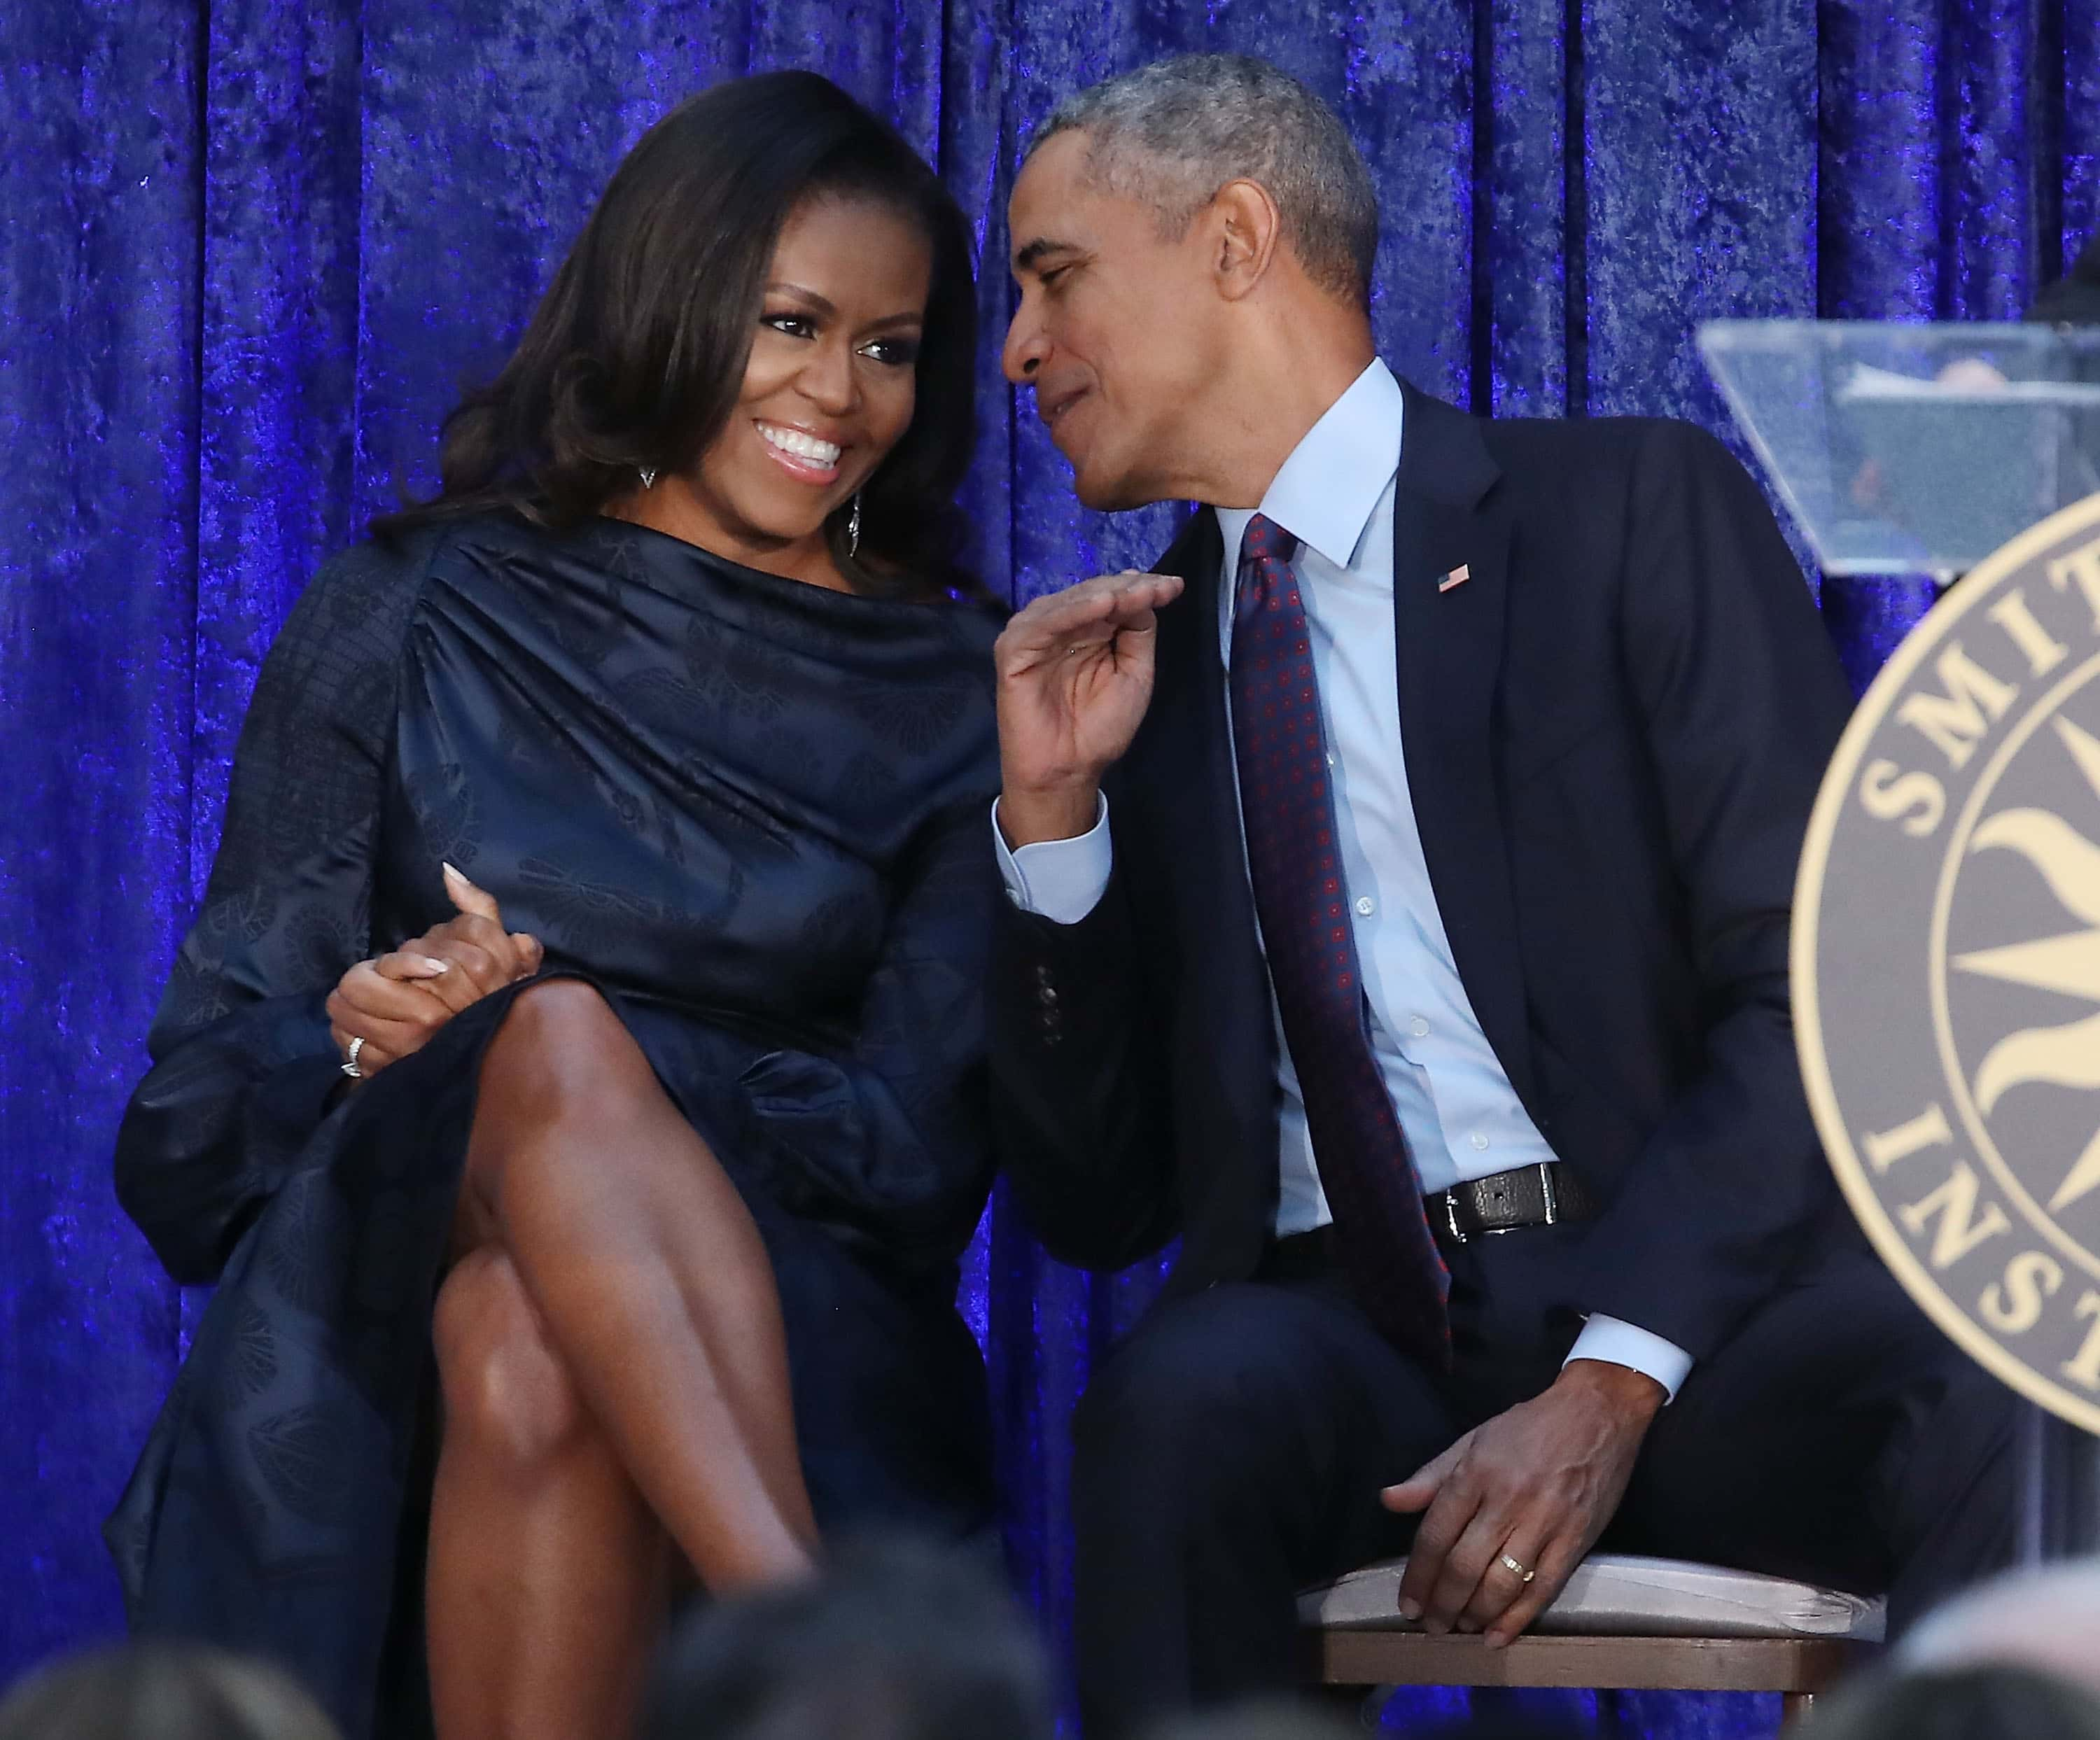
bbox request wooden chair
[1299,1553,1884,1727]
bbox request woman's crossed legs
[426,978,818,1740]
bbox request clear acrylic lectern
[1698,320,2100,584]
[1699,316,2100,1564]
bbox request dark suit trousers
[1070,1226,2017,1738]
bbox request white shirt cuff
[1563,1314,1694,1403]
[990,794,1112,926]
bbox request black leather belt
[1426,1160,1593,1242]
[1262,1163,1595,1280]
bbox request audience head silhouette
[643,1537,1054,1740]
[0,1644,340,1740]
[1799,1663,2100,1740]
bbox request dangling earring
[848,492,862,559]
[638,466,657,490]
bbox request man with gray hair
[986,51,2017,1734]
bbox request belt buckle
[1469,1163,1558,1239]
[1438,1163,1558,1243]
[1480,1163,1556,1236]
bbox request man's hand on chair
[1380,1359,1667,1648]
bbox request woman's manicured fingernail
[419,957,449,974]
[1398,1599,1422,1622]
[441,861,465,883]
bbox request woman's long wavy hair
[377,72,980,598]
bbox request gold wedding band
[1499,1553,1536,1584]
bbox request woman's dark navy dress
[105,514,1007,1740]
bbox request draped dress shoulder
[106,513,1007,1740]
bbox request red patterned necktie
[1228,512,1451,1365]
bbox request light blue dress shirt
[995,360,1691,1401]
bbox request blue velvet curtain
[4,1,2097,1731]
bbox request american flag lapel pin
[1438,563,1471,593]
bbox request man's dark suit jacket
[990,381,1861,1365]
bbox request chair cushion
[1298,1554,1886,1642]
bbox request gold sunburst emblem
[1798,491,2100,1434]
[1949,717,2100,1217]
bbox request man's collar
[1215,359,1404,570]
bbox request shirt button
[1469,1132,1490,1152]
[1410,1016,1431,1038]
[1354,896,1376,917]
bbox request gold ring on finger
[1499,1553,1536,1584]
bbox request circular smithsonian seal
[1797,491,2100,1434]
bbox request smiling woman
[380,69,980,598]
[106,70,1004,1740]
[625,195,937,590]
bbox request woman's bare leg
[427,1247,671,1740]
[425,978,820,1740]
[460,978,820,1573]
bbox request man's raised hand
[993,570,1184,847]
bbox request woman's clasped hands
[327,862,544,1081]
